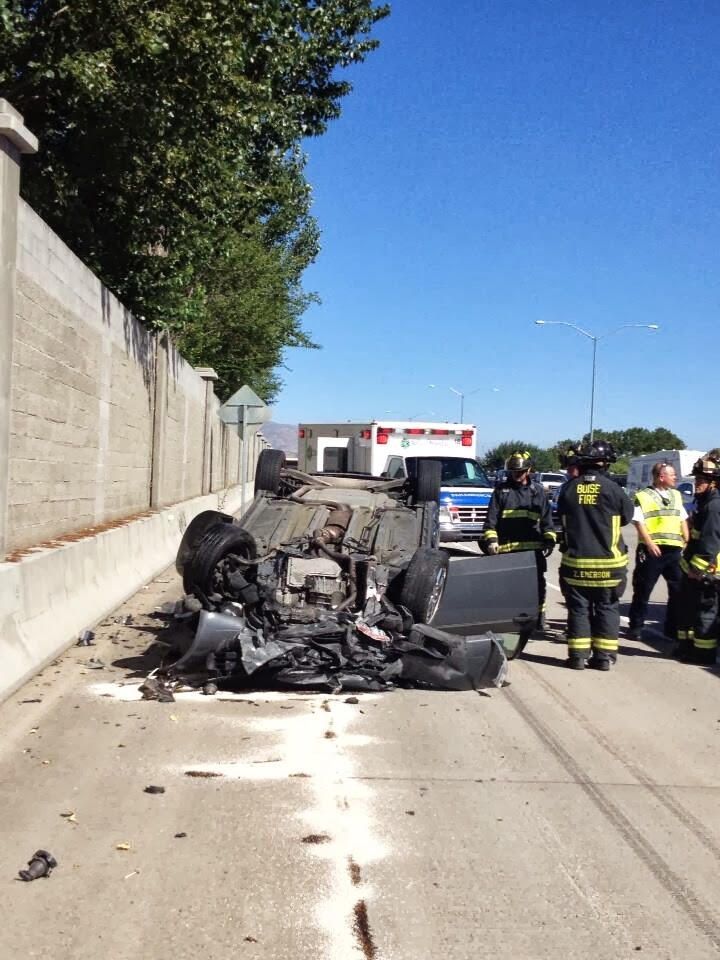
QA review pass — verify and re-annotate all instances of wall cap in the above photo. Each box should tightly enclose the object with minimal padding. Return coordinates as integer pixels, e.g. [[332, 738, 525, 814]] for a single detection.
[[195, 367, 219, 381], [0, 100, 38, 154]]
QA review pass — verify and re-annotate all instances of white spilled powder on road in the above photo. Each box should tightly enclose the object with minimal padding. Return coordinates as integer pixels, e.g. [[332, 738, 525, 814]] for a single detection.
[[176, 695, 390, 960], [88, 678, 391, 957]]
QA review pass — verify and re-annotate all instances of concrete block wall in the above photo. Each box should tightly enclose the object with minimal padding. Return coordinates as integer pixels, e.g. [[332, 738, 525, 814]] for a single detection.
[[159, 339, 206, 506], [0, 100, 268, 557], [10, 207, 156, 547], [0, 100, 271, 703]]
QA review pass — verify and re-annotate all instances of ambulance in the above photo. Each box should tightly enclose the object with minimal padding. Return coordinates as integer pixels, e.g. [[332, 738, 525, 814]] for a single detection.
[[297, 421, 494, 543]]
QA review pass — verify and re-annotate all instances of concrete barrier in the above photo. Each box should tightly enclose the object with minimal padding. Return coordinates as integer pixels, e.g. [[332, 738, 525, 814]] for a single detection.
[[0, 483, 252, 703]]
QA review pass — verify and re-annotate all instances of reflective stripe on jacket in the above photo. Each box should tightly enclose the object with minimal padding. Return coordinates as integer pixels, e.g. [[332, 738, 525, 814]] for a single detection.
[[482, 479, 555, 552], [634, 487, 685, 546], [680, 488, 720, 578]]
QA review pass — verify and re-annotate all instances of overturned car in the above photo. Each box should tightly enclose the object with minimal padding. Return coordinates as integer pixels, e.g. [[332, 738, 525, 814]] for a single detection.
[[163, 451, 538, 693]]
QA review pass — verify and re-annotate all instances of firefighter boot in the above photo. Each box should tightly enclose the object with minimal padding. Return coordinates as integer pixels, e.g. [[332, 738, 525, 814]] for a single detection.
[[588, 654, 611, 671], [680, 647, 717, 665]]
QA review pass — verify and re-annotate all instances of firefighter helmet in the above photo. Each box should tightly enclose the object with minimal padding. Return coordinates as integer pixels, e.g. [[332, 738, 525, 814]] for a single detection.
[[505, 451, 533, 472], [576, 439, 618, 466], [691, 453, 720, 481], [560, 446, 581, 468]]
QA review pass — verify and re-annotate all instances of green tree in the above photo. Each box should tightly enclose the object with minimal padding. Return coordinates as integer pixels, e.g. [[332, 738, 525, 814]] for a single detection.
[[0, 0, 390, 400], [482, 442, 555, 473], [176, 224, 319, 400], [581, 427, 685, 459]]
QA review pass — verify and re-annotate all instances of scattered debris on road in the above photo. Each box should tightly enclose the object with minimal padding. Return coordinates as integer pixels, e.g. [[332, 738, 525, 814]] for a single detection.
[[17, 850, 57, 882], [143, 785, 165, 795], [115, 842, 131, 851], [139, 677, 175, 702], [76, 630, 96, 646], [185, 770, 222, 778], [174, 832, 187, 839], [60, 811, 78, 823]]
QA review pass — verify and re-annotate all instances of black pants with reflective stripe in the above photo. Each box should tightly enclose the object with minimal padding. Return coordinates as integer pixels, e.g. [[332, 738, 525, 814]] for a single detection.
[[560, 570, 627, 660], [628, 544, 682, 636], [676, 574, 719, 653]]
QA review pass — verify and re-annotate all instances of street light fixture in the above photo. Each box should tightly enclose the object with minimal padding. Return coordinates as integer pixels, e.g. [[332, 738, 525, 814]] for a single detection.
[[428, 383, 500, 422], [534, 320, 659, 441]]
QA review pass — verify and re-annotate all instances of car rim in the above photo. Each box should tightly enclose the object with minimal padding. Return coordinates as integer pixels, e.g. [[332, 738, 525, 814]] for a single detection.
[[424, 566, 448, 622]]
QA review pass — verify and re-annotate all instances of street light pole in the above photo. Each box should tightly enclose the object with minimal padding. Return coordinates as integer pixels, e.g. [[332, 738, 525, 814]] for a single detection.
[[429, 384, 500, 423], [535, 320, 659, 442], [449, 387, 464, 421]]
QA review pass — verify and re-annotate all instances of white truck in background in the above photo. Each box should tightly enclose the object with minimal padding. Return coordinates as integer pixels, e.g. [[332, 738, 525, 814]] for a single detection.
[[297, 421, 494, 543], [626, 449, 705, 495]]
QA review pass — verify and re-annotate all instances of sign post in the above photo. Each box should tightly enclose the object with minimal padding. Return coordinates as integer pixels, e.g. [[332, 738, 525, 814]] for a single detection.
[[219, 385, 271, 516]]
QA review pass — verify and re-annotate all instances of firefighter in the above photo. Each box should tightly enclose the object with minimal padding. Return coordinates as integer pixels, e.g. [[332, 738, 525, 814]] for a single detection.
[[558, 440, 634, 670], [556, 447, 582, 597], [627, 461, 689, 641], [675, 452, 720, 664], [481, 451, 556, 631]]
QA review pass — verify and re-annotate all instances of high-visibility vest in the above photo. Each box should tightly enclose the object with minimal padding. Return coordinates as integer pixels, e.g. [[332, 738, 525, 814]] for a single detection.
[[634, 487, 684, 546]]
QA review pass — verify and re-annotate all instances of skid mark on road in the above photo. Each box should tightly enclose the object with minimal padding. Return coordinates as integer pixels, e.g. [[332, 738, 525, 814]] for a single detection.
[[533, 812, 639, 955], [526, 664, 720, 867], [504, 684, 720, 952]]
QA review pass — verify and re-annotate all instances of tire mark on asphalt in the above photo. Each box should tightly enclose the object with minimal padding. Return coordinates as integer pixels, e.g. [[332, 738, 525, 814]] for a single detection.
[[504, 684, 720, 952], [526, 663, 720, 865]]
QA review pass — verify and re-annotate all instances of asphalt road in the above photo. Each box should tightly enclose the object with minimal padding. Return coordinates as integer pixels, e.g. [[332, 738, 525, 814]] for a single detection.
[[3, 531, 720, 959]]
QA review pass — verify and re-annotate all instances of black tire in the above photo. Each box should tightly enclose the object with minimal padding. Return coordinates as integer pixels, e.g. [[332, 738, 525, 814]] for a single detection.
[[183, 523, 257, 602], [254, 449, 286, 495], [414, 459, 442, 503], [399, 548, 449, 624]]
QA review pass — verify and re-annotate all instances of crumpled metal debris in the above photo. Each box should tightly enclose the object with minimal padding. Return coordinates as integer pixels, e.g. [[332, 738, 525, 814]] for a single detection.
[[18, 850, 57, 881], [139, 677, 175, 702], [153, 605, 507, 694]]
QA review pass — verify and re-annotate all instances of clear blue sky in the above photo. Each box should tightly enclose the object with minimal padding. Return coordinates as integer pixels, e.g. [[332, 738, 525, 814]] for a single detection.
[[270, 0, 719, 454]]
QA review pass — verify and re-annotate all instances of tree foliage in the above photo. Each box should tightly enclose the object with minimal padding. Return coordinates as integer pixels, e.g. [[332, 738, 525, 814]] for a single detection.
[[483, 426, 687, 474], [581, 427, 686, 459], [482, 441, 556, 473], [0, 0, 389, 400]]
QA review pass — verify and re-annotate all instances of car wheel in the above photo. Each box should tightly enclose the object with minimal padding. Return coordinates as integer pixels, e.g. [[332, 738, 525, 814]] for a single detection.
[[183, 523, 257, 603], [413, 459, 442, 503], [400, 548, 449, 624], [254, 449, 286, 495]]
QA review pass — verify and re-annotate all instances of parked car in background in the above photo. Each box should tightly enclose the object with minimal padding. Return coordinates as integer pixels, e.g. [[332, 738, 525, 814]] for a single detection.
[[677, 479, 696, 518], [534, 471, 566, 492]]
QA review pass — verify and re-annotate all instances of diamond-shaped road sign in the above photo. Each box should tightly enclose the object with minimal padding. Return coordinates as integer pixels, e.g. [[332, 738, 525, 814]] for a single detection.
[[219, 385, 271, 433]]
